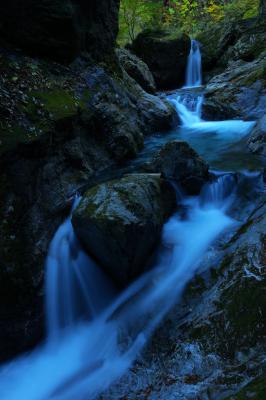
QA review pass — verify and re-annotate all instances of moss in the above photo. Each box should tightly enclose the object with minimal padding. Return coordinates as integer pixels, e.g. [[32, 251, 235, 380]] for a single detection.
[[239, 64, 266, 86], [0, 123, 31, 155], [185, 275, 207, 297], [224, 219, 254, 248], [225, 373, 266, 400], [218, 270, 266, 349], [23, 88, 83, 121]]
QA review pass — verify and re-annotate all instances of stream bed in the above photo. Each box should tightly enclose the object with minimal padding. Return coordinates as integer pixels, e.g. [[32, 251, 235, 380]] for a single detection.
[[0, 40, 265, 400]]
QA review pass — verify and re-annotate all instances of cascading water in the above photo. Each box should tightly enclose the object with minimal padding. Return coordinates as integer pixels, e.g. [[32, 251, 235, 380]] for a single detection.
[[168, 39, 257, 169], [185, 39, 202, 88], [45, 197, 116, 341], [0, 37, 264, 400], [0, 176, 238, 400]]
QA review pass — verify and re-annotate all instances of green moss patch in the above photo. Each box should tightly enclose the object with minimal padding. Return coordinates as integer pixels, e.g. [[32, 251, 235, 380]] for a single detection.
[[225, 373, 266, 400], [23, 89, 82, 121], [0, 123, 30, 155]]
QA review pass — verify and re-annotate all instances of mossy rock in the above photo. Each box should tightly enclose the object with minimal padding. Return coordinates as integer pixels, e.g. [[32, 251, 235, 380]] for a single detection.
[[130, 29, 190, 89], [225, 373, 266, 400], [0, 123, 39, 156], [72, 173, 176, 286], [23, 89, 84, 122]]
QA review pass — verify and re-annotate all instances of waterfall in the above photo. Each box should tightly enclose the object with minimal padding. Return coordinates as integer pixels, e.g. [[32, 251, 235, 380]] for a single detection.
[[0, 176, 238, 400], [45, 196, 116, 341], [185, 39, 202, 88], [169, 36, 255, 141], [0, 32, 262, 400]]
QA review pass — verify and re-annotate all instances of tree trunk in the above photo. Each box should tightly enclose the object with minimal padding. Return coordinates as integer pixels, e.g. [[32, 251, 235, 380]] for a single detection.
[[260, 0, 266, 17]]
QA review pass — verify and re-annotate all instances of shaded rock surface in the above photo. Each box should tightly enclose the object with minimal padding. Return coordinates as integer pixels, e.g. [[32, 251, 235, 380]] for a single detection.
[[248, 114, 266, 157], [72, 174, 176, 286], [100, 192, 266, 400], [130, 30, 190, 90], [0, 47, 175, 361], [116, 48, 156, 94], [203, 52, 266, 120], [143, 140, 209, 195], [0, 0, 120, 62], [198, 17, 266, 76]]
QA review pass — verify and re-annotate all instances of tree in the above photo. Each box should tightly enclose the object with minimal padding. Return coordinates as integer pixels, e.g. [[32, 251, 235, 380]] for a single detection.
[[259, 0, 266, 15]]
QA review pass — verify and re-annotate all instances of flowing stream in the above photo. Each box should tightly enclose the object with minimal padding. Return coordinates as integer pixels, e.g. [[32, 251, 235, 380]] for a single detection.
[[185, 39, 202, 88], [0, 40, 264, 400]]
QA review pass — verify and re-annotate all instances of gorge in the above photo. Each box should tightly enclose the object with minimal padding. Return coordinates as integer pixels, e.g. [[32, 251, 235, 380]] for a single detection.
[[0, 1, 265, 399]]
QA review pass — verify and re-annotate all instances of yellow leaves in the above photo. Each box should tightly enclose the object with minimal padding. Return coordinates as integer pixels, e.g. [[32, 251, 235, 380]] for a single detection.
[[206, 1, 224, 21]]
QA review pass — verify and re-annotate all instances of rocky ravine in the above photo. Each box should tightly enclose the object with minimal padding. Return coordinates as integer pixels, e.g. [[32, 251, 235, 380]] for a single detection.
[[0, 3, 265, 400], [0, 0, 176, 361]]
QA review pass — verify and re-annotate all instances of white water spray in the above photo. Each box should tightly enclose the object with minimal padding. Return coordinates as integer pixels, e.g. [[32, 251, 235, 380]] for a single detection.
[[0, 176, 237, 400], [45, 197, 116, 341], [171, 39, 255, 142], [185, 39, 202, 88], [0, 36, 261, 400]]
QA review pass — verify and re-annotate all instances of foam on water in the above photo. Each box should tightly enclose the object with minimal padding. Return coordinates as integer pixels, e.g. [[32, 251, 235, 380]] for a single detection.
[[0, 176, 236, 400]]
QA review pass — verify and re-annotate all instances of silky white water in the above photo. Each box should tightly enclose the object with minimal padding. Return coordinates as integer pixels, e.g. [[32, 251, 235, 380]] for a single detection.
[[0, 39, 261, 400], [171, 95, 255, 140], [0, 176, 236, 400], [185, 39, 202, 88], [45, 197, 116, 341]]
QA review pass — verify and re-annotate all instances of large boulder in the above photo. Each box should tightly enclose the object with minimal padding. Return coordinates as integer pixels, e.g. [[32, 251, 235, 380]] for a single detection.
[[248, 114, 266, 156], [101, 192, 266, 400], [116, 48, 156, 94], [198, 17, 266, 76], [72, 174, 176, 286], [204, 51, 266, 120], [130, 30, 190, 90], [0, 0, 119, 62], [82, 66, 175, 162], [0, 47, 175, 360], [143, 141, 209, 195]]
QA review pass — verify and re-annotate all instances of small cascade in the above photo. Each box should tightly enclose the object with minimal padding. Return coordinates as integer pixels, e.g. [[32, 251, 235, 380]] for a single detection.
[[45, 196, 115, 341], [0, 177, 237, 400], [185, 39, 202, 88], [171, 95, 203, 126], [0, 29, 264, 400], [200, 174, 237, 209]]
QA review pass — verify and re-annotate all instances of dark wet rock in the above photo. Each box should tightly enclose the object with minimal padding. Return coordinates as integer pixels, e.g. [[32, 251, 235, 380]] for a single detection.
[[225, 372, 266, 400], [260, 0, 266, 17], [0, 0, 120, 62], [129, 30, 190, 90], [204, 52, 266, 120], [72, 174, 176, 286], [198, 17, 266, 76], [197, 22, 238, 73], [116, 48, 156, 94], [248, 114, 266, 157], [0, 47, 175, 361], [122, 70, 176, 132], [143, 140, 209, 195], [85, 66, 176, 152], [100, 196, 266, 400]]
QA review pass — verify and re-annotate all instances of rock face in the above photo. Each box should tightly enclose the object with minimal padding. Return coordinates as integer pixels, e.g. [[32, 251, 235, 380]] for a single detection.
[[248, 114, 266, 156], [130, 30, 190, 89], [198, 17, 266, 77], [0, 43, 175, 360], [204, 52, 266, 120], [0, 0, 120, 62], [72, 174, 176, 286], [100, 193, 266, 400], [144, 141, 209, 195], [116, 48, 156, 94], [260, 0, 266, 17]]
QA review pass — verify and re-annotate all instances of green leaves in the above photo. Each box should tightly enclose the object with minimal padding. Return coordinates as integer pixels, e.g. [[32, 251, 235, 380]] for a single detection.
[[118, 0, 260, 45]]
